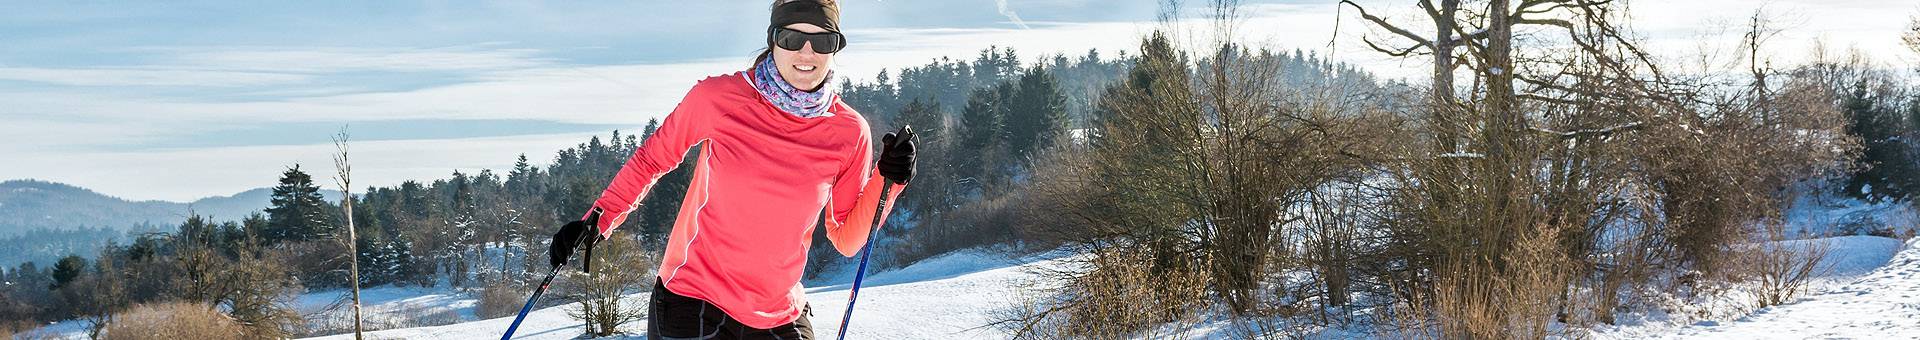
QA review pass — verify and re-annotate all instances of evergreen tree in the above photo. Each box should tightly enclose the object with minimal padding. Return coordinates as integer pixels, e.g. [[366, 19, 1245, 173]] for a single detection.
[[1002, 65, 1068, 167], [49, 255, 84, 290], [264, 165, 332, 245], [1841, 80, 1920, 201], [954, 83, 1012, 194], [449, 171, 478, 237], [893, 98, 955, 217], [972, 47, 1022, 87], [840, 70, 903, 126]]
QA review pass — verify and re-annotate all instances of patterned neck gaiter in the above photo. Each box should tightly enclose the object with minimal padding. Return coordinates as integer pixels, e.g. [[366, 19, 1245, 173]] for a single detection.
[[749, 56, 837, 118]]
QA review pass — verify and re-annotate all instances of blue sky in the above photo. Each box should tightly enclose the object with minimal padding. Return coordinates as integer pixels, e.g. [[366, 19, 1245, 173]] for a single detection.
[[1, 0, 1914, 201]]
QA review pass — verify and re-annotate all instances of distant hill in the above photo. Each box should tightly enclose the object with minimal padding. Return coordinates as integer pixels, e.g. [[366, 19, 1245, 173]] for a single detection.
[[0, 179, 343, 236]]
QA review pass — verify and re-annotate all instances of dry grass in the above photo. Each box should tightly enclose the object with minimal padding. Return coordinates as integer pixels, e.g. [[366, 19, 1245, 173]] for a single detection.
[[997, 248, 1211, 340], [101, 302, 245, 340], [1388, 225, 1576, 340], [476, 282, 526, 319], [1, 320, 63, 340]]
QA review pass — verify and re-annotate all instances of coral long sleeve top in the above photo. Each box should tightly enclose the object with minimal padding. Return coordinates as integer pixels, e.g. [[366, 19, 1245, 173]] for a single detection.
[[583, 70, 889, 329]]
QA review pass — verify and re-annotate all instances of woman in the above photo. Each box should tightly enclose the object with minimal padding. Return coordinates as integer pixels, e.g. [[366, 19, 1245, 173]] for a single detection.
[[546, 1, 915, 339]]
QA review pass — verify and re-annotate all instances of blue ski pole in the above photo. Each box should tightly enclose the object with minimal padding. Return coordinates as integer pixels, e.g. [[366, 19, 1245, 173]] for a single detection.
[[500, 263, 563, 340], [503, 213, 600, 340], [836, 182, 903, 340]]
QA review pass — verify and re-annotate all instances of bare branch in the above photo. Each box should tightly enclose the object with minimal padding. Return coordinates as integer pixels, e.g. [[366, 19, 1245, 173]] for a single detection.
[[1530, 121, 1643, 139], [1342, 0, 1436, 50], [1514, 17, 1574, 29], [1363, 36, 1428, 57]]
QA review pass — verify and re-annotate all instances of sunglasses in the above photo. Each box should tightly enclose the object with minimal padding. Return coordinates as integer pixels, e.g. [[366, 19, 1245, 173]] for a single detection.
[[769, 27, 846, 54]]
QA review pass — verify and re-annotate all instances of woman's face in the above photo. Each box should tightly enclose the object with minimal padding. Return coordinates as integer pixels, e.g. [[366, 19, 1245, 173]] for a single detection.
[[772, 23, 835, 91]]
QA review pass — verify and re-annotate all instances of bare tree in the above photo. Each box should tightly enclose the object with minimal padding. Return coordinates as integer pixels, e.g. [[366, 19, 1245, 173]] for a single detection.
[[331, 127, 363, 340], [1343, 1, 1857, 335], [1904, 15, 1920, 55]]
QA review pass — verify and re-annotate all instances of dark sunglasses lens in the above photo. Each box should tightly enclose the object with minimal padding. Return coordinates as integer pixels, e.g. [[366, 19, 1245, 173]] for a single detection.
[[775, 32, 808, 51], [811, 34, 843, 54], [773, 29, 843, 54]]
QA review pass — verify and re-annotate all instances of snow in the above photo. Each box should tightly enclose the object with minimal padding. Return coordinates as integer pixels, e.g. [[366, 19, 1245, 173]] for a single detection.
[[1588, 236, 1915, 339], [12, 318, 91, 339], [1647, 236, 1920, 339], [298, 285, 479, 333], [1783, 192, 1919, 237], [298, 248, 1063, 339], [304, 224, 1920, 339], [26, 234, 1920, 339]]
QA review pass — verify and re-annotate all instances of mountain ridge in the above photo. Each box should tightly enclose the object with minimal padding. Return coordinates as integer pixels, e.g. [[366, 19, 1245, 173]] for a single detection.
[[0, 179, 344, 236]]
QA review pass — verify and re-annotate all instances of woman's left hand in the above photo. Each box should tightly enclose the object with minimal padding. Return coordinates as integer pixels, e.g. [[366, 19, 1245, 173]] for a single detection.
[[878, 125, 915, 184]]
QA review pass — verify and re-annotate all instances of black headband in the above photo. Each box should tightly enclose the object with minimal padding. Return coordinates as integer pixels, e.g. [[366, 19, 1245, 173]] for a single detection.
[[770, 1, 839, 33]]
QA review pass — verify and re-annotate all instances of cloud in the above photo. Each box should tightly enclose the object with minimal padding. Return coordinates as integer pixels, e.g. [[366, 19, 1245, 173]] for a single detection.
[[995, 0, 1033, 29], [157, 45, 556, 73], [6, 0, 1916, 202], [0, 3, 1421, 202], [0, 67, 309, 87], [0, 132, 596, 202]]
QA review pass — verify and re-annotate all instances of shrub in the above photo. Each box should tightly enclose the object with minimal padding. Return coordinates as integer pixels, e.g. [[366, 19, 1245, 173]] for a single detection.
[[1729, 221, 1831, 309], [477, 281, 526, 319], [101, 302, 244, 340], [563, 233, 653, 337]]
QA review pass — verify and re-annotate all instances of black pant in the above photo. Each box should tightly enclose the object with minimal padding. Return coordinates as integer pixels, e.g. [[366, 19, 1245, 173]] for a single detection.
[[647, 278, 814, 340]]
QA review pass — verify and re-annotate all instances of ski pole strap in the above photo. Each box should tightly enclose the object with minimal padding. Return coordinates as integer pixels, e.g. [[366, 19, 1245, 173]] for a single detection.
[[582, 234, 594, 273], [582, 209, 603, 274], [871, 183, 904, 237]]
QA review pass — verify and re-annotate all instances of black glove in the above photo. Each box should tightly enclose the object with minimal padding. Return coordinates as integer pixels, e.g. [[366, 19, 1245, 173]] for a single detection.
[[878, 125, 916, 184], [549, 209, 602, 271]]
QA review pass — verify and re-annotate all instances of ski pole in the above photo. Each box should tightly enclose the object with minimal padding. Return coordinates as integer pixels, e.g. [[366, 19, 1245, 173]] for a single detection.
[[502, 223, 597, 340], [836, 182, 905, 340]]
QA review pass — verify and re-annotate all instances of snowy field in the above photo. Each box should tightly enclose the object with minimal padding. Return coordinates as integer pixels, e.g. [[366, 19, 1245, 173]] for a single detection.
[[296, 285, 481, 335], [298, 248, 1058, 339]]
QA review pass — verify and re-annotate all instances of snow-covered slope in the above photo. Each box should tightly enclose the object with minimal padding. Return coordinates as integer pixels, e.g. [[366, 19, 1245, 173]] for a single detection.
[[300, 248, 1059, 339], [298, 285, 480, 334], [1651, 236, 1920, 339], [1586, 235, 1915, 339]]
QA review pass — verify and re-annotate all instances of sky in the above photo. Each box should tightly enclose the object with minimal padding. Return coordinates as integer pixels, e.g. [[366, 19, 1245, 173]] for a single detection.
[[1, 0, 1915, 202]]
